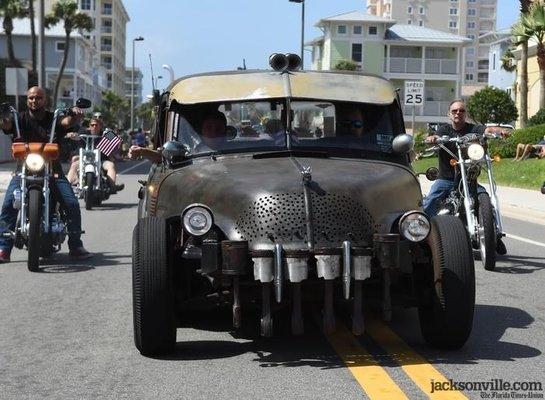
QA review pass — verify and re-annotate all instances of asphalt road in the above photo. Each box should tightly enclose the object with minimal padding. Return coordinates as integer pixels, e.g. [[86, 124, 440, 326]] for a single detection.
[[0, 160, 543, 400]]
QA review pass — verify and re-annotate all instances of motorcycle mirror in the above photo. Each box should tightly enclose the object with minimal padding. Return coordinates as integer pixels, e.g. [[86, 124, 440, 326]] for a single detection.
[[0, 102, 12, 114], [226, 125, 237, 140], [425, 167, 439, 181], [392, 133, 414, 154], [162, 140, 189, 166], [75, 98, 92, 109]]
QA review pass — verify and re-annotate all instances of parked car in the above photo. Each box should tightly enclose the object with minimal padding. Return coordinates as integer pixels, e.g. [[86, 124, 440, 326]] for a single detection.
[[132, 55, 475, 356]]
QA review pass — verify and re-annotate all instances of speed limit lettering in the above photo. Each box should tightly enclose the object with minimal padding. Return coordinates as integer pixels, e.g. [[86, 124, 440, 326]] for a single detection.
[[404, 81, 425, 106]]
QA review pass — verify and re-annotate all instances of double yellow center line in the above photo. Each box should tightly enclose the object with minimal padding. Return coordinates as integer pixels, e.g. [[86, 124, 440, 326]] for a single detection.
[[327, 319, 468, 399]]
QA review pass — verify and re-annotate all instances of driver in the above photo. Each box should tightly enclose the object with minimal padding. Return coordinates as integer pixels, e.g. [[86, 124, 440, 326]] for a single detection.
[[0, 86, 92, 262], [66, 117, 125, 193], [336, 106, 365, 138]]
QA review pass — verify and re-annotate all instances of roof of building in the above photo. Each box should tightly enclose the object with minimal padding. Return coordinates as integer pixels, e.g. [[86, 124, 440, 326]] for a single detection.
[[385, 24, 471, 44], [305, 36, 325, 46], [315, 10, 395, 27], [10, 18, 85, 39], [479, 29, 512, 45]]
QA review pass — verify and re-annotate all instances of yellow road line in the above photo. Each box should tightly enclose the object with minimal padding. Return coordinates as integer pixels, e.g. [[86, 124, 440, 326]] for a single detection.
[[366, 318, 468, 400], [327, 323, 409, 400]]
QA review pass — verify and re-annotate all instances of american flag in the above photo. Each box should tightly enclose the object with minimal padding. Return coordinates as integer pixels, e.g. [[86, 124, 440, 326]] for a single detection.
[[96, 130, 122, 157]]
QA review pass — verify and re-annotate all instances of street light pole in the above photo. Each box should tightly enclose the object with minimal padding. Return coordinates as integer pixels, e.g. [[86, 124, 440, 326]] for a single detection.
[[131, 36, 144, 133], [289, 0, 305, 68], [38, 0, 45, 87]]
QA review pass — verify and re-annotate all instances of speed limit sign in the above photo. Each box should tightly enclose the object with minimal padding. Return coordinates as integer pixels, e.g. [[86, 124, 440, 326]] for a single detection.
[[404, 81, 424, 106]]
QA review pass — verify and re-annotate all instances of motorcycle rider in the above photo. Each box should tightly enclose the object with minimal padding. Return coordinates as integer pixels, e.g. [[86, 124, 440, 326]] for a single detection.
[[0, 86, 92, 262], [424, 99, 506, 254], [66, 117, 125, 193]]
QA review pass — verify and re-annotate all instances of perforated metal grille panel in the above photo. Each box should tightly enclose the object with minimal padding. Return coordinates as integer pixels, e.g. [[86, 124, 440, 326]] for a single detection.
[[235, 192, 375, 245]]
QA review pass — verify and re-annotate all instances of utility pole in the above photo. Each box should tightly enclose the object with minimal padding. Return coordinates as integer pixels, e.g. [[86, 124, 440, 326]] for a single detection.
[[38, 0, 45, 87]]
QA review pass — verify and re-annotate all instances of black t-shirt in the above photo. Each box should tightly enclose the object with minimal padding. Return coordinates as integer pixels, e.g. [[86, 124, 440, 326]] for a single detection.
[[4, 110, 70, 174], [433, 122, 485, 180]]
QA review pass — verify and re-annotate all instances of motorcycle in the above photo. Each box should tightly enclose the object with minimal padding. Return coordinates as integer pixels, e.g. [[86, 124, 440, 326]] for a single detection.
[[422, 128, 505, 271], [1, 99, 92, 271], [75, 132, 112, 210]]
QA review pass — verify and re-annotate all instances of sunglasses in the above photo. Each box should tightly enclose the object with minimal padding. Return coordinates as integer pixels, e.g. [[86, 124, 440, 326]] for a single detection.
[[450, 109, 466, 114], [338, 120, 364, 129], [90, 124, 98, 126]]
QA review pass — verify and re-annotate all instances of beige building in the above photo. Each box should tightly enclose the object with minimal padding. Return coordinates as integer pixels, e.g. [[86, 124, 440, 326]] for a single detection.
[[367, 0, 497, 96], [45, 0, 129, 98]]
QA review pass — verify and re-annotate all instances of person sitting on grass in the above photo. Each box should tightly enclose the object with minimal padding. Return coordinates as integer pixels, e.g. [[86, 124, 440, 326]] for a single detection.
[[513, 136, 545, 161]]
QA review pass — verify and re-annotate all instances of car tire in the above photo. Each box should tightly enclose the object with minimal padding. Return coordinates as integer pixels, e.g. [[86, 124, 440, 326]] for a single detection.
[[477, 193, 496, 271], [132, 217, 176, 356], [418, 215, 475, 349]]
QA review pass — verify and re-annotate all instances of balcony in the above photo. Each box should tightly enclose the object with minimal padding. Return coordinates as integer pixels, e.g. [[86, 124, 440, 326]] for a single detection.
[[480, 0, 495, 5], [101, 26, 112, 34], [386, 57, 457, 74], [388, 57, 422, 73], [403, 101, 450, 116], [101, 44, 112, 52], [478, 60, 489, 70], [425, 59, 456, 74], [102, 6, 112, 15]]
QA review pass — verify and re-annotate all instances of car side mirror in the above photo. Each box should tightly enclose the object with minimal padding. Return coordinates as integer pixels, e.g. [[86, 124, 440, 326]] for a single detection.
[[75, 98, 92, 109], [162, 140, 189, 166], [425, 167, 439, 181], [226, 125, 237, 140], [392, 133, 414, 154]]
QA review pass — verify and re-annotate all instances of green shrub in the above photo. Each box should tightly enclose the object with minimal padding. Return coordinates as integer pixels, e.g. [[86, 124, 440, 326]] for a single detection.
[[333, 60, 358, 71], [413, 128, 428, 155], [488, 124, 545, 158], [527, 108, 545, 126]]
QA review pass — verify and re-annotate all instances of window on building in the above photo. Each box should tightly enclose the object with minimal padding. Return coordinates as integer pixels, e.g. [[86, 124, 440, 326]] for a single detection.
[[466, 47, 475, 56], [478, 72, 488, 83], [56, 41, 65, 52], [407, 6, 412, 13], [408, 20, 412, 25], [465, 73, 474, 81], [450, 0, 458, 2], [449, 8, 458, 15], [418, 20, 423, 26], [352, 43, 363, 63], [467, 34, 476, 40], [102, 2, 112, 14], [80, 0, 91, 10], [419, 6, 425, 14], [493, 53, 496, 70], [353, 25, 362, 35], [468, 0, 476, 3], [467, 21, 476, 29], [466, 61, 474, 68], [337, 25, 347, 34], [368, 26, 377, 35], [468, 8, 477, 16], [449, 21, 457, 28]]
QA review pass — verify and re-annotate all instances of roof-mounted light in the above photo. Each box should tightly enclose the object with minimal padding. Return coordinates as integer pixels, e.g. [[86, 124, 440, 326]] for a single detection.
[[269, 53, 302, 72]]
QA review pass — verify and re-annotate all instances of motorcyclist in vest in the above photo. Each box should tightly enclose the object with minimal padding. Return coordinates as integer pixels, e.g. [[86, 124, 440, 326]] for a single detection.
[[66, 117, 125, 193], [0, 86, 92, 262]]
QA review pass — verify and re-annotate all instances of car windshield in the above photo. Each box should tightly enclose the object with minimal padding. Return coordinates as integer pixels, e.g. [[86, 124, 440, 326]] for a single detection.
[[170, 99, 403, 157]]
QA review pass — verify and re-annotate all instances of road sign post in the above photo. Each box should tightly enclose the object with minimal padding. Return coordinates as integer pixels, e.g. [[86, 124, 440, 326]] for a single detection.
[[404, 81, 424, 134]]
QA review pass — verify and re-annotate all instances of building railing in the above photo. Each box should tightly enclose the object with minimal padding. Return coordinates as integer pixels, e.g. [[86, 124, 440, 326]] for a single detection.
[[101, 44, 112, 52], [386, 57, 457, 74], [403, 101, 450, 116], [102, 7, 112, 15], [101, 26, 112, 33]]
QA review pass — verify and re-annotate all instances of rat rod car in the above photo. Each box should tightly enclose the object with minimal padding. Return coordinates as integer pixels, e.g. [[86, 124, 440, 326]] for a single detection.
[[133, 54, 475, 356]]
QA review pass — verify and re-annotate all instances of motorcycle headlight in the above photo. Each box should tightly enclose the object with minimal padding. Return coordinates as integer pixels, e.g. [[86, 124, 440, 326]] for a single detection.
[[25, 153, 45, 172], [399, 211, 431, 242], [467, 143, 485, 161], [182, 205, 213, 236]]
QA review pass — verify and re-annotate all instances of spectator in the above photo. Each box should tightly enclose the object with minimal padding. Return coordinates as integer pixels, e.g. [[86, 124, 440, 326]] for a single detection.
[[513, 136, 545, 161]]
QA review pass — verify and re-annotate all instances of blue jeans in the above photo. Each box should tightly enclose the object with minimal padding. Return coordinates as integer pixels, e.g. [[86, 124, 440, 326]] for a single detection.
[[0, 174, 83, 253], [423, 178, 486, 217]]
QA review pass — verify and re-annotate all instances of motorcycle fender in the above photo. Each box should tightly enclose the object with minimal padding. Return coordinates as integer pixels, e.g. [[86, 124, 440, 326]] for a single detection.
[[84, 164, 95, 174]]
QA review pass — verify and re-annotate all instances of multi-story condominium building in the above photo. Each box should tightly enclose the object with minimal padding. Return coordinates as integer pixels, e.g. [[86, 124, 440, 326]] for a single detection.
[[125, 67, 143, 107], [45, 0, 129, 98], [308, 11, 469, 128], [367, 0, 497, 96]]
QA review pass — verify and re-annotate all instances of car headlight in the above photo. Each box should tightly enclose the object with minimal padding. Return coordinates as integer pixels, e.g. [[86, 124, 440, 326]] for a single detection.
[[467, 143, 485, 161], [25, 153, 45, 172], [399, 211, 430, 242], [182, 205, 213, 236]]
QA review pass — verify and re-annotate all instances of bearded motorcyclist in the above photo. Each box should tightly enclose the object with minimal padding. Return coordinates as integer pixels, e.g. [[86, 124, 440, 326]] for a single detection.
[[0, 86, 92, 262]]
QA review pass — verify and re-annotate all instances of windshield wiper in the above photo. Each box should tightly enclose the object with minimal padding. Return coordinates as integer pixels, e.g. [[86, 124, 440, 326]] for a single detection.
[[252, 149, 330, 159]]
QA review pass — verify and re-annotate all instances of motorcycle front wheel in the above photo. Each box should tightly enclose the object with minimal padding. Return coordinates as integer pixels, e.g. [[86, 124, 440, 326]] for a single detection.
[[27, 187, 42, 272], [84, 172, 95, 210], [477, 193, 497, 271]]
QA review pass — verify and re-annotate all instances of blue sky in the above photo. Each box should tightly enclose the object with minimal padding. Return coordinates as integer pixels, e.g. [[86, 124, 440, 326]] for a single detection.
[[124, 0, 520, 98]]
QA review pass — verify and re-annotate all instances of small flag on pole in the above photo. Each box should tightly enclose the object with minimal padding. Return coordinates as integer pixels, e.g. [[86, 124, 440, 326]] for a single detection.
[[96, 130, 122, 157]]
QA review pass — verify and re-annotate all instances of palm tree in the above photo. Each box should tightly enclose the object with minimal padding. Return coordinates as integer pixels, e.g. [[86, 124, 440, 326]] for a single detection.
[[0, 0, 28, 66], [519, 2, 545, 110], [515, 0, 533, 126], [500, 48, 517, 73], [28, 0, 36, 75], [44, 0, 92, 105]]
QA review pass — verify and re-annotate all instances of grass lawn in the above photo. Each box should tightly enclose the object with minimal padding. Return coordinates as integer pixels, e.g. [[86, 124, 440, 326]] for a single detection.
[[412, 156, 545, 190]]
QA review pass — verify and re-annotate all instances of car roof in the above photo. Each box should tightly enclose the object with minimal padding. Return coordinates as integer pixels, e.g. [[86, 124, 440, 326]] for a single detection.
[[167, 70, 396, 106]]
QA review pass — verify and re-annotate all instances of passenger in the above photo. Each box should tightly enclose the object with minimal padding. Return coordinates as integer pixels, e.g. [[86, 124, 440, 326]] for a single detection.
[[336, 106, 364, 138], [0, 86, 92, 262], [66, 117, 125, 193]]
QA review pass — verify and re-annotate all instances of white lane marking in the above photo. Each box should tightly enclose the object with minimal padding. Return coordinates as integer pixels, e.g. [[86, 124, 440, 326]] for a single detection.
[[118, 160, 149, 175], [505, 233, 545, 248]]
